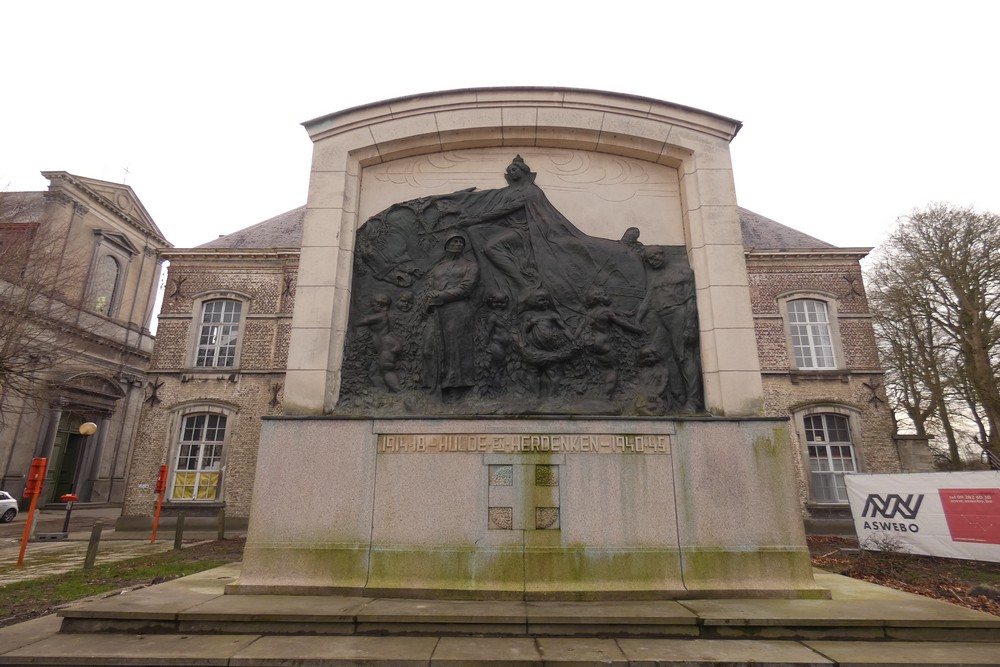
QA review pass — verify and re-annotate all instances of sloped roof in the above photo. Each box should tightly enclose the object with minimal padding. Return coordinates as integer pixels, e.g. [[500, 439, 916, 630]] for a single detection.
[[197, 206, 305, 249], [193, 204, 835, 251], [738, 207, 834, 250], [0, 192, 47, 225]]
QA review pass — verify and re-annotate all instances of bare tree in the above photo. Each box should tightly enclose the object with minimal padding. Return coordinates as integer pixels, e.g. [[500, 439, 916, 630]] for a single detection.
[[869, 204, 1000, 468], [0, 193, 90, 429]]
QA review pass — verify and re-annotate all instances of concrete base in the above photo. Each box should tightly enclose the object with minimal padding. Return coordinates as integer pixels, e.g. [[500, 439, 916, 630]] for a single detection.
[[33, 532, 68, 541], [0, 564, 995, 665], [232, 416, 825, 600]]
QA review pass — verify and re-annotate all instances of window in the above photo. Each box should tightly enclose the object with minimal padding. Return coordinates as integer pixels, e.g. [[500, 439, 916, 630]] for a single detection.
[[805, 413, 857, 503], [87, 230, 137, 317], [196, 299, 242, 367], [787, 299, 835, 369], [91, 255, 120, 315], [171, 413, 226, 500]]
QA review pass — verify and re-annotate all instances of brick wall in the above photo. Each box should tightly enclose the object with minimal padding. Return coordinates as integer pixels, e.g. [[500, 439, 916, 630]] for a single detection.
[[749, 251, 900, 512], [121, 252, 295, 522]]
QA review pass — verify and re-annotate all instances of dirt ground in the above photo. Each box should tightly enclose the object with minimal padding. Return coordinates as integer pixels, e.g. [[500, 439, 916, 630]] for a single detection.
[[808, 536, 1000, 616]]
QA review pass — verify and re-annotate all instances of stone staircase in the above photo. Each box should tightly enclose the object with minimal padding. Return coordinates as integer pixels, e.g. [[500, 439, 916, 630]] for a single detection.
[[0, 565, 998, 665]]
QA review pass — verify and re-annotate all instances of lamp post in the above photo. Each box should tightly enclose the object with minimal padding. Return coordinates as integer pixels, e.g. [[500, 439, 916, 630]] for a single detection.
[[62, 422, 97, 535]]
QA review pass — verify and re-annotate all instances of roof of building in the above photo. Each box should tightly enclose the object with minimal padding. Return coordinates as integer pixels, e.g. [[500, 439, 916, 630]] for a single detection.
[[737, 207, 835, 250], [0, 192, 48, 225], [195, 205, 835, 251], [198, 206, 306, 249]]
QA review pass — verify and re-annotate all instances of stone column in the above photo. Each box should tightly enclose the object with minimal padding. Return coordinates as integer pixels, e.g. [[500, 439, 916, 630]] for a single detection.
[[894, 434, 935, 473]]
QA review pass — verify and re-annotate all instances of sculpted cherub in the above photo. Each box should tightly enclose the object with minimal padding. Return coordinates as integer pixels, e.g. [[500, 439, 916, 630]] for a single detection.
[[575, 287, 644, 398], [356, 293, 403, 392]]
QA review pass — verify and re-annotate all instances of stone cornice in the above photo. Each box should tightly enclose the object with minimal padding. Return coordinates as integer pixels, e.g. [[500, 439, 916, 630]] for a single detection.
[[43, 189, 89, 215], [760, 369, 884, 376], [304, 87, 743, 143], [160, 248, 301, 261], [745, 248, 872, 261], [754, 312, 874, 320]]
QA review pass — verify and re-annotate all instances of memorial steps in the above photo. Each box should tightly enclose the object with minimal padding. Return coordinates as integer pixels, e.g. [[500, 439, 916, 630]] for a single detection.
[[1, 564, 998, 665]]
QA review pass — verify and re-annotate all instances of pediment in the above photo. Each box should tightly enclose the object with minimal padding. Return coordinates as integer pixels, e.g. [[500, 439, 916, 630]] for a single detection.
[[41, 172, 170, 247], [95, 229, 141, 256], [53, 372, 126, 401]]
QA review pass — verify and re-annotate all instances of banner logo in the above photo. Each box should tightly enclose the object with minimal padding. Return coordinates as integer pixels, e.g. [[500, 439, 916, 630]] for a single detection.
[[861, 493, 924, 520]]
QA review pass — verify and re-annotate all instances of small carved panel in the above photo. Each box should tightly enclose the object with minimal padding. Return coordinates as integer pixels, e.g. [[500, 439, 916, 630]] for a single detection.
[[536, 507, 560, 530], [489, 464, 513, 486], [534, 465, 559, 486], [489, 507, 513, 530]]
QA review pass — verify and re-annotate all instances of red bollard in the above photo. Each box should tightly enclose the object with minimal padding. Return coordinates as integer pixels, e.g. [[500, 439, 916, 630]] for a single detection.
[[17, 458, 48, 567], [60, 493, 79, 533]]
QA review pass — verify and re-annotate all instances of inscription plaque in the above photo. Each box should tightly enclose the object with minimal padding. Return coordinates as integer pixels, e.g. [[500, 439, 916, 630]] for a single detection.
[[377, 433, 670, 454]]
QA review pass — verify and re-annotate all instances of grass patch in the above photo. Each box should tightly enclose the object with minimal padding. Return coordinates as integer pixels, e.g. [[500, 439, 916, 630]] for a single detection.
[[953, 567, 1000, 586], [0, 539, 244, 627]]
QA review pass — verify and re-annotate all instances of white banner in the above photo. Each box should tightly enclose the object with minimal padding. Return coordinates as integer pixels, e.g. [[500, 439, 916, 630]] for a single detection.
[[845, 471, 1000, 563]]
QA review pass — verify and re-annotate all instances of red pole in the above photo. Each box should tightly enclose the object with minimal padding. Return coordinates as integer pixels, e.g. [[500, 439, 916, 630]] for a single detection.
[[151, 465, 168, 543], [17, 458, 48, 568]]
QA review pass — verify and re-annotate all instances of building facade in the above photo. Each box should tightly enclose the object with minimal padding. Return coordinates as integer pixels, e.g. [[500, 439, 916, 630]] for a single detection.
[[120, 205, 917, 532], [0, 172, 169, 505], [119, 209, 300, 528], [741, 209, 910, 531]]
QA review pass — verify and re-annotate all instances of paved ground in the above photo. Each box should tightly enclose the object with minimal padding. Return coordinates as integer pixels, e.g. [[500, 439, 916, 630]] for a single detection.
[[1, 508, 999, 664], [0, 504, 239, 586], [0, 567, 998, 665], [0, 504, 123, 542]]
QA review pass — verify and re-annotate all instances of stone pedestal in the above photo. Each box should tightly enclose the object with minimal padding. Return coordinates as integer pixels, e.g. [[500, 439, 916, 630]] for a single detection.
[[231, 416, 824, 600]]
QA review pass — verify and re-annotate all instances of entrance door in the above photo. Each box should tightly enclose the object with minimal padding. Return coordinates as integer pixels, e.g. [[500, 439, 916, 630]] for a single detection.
[[53, 435, 84, 499], [47, 413, 86, 503]]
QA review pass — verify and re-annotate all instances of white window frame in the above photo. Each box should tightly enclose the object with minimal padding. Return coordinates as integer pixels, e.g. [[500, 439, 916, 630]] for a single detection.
[[777, 292, 844, 371], [793, 406, 864, 505], [168, 405, 234, 502], [189, 293, 249, 369]]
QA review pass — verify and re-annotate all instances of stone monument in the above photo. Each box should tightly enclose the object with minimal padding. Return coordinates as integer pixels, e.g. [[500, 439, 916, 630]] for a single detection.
[[230, 89, 824, 599]]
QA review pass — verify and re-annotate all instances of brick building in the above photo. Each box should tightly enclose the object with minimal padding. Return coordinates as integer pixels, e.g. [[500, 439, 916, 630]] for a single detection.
[[119, 205, 916, 532], [741, 209, 915, 531], [119, 209, 300, 528], [0, 172, 169, 505]]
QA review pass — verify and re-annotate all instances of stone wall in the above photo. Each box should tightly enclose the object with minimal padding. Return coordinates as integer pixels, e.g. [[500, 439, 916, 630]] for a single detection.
[[0, 174, 168, 504]]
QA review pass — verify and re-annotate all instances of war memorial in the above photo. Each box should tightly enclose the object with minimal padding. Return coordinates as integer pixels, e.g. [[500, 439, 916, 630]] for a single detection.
[[229, 89, 824, 600]]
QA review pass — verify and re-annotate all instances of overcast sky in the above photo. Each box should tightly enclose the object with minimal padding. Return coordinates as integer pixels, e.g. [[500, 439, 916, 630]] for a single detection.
[[2, 1, 997, 251]]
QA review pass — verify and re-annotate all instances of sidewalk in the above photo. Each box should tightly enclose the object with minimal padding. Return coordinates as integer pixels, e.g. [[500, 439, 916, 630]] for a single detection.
[[0, 505, 239, 587]]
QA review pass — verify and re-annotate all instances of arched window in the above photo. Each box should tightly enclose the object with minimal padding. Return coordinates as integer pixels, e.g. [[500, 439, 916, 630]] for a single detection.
[[787, 299, 835, 369], [196, 299, 242, 367], [804, 413, 857, 503], [171, 412, 227, 500], [91, 255, 120, 315]]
